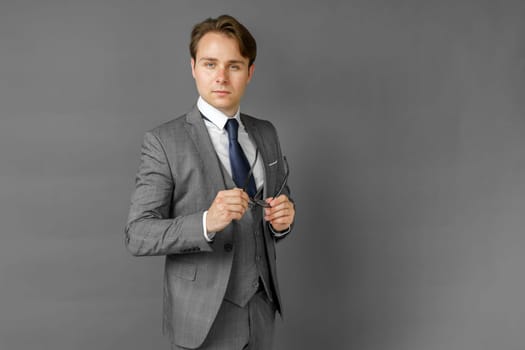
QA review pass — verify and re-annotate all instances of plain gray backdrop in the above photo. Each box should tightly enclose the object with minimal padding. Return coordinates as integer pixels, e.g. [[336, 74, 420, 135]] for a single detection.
[[1, 0, 524, 349]]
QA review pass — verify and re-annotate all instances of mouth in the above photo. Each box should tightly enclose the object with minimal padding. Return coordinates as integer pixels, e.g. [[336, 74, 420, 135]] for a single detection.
[[212, 90, 231, 96]]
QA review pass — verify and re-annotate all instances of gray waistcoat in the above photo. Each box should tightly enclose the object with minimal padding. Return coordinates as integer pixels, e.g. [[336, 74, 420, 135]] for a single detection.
[[219, 166, 274, 307]]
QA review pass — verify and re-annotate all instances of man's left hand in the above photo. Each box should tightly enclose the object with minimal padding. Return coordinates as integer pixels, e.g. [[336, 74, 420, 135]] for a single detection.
[[264, 195, 295, 232]]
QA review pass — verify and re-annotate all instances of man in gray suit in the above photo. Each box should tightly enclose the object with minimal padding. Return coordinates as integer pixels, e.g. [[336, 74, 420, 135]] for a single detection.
[[125, 15, 295, 350]]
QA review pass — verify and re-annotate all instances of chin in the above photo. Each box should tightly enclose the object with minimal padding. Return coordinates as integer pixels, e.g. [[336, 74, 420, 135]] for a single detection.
[[212, 101, 233, 110]]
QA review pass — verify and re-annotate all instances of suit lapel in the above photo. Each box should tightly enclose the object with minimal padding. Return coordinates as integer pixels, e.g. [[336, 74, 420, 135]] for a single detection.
[[184, 106, 227, 202], [184, 109, 278, 202]]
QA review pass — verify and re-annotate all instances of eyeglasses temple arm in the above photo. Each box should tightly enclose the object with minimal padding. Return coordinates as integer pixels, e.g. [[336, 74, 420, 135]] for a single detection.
[[274, 156, 289, 197]]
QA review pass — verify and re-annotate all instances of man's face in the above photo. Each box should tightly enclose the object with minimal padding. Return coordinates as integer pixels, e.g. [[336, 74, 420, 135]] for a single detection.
[[191, 32, 254, 116]]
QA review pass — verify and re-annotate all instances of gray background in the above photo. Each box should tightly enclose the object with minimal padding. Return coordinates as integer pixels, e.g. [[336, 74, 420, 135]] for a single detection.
[[1, 0, 524, 349]]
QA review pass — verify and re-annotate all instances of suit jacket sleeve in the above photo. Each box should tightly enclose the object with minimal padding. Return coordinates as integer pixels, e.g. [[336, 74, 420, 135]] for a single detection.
[[125, 131, 213, 256]]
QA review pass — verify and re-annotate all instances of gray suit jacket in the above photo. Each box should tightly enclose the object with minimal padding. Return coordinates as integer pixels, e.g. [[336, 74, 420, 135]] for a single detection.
[[125, 105, 291, 349]]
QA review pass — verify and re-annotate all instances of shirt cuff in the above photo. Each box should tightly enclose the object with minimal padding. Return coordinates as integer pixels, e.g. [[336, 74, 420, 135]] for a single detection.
[[269, 223, 291, 237], [202, 211, 216, 242]]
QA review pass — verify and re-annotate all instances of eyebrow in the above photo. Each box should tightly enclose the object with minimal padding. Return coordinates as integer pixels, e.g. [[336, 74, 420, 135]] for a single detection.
[[198, 57, 246, 65]]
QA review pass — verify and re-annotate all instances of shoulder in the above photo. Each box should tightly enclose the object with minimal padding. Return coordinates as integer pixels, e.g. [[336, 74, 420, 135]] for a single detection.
[[144, 105, 201, 144], [138, 114, 188, 156], [148, 114, 187, 138], [241, 113, 277, 134], [241, 112, 272, 125]]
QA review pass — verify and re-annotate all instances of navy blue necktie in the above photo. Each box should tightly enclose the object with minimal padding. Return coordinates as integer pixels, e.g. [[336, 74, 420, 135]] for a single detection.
[[225, 118, 257, 197]]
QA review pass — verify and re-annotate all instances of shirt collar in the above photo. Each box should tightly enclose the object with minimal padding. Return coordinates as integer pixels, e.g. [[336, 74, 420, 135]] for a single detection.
[[197, 96, 241, 130]]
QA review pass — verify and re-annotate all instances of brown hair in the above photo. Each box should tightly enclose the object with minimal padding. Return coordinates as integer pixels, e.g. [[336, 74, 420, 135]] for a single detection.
[[190, 15, 257, 67]]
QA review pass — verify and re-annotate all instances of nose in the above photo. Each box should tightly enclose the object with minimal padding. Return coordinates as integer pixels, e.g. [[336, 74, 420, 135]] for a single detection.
[[215, 67, 228, 84]]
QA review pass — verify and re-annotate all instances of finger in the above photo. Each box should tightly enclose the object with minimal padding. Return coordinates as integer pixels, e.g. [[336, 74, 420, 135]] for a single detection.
[[265, 207, 281, 219], [220, 198, 249, 209], [268, 194, 289, 208], [218, 192, 249, 206], [228, 188, 250, 203], [264, 196, 286, 215], [267, 202, 294, 220], [266, 200, 293, 215], [268, 201, 289, 212], [213, 201, 248, 219], [230, 203, 250, 214], [240, 190, 250, 203], [226, 210, 245, 221], [220, 188, 245, 199], [212, 205, 246, 223], [265, 207, 292, 222]]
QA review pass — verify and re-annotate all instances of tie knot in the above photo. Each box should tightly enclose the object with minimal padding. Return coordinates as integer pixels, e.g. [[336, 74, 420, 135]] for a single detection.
[[225, 118, 239, 141]]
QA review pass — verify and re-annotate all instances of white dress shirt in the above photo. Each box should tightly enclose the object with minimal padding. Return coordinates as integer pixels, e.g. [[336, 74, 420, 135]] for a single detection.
[[196, 97, 288, 241], [197, 96, 264, 189]]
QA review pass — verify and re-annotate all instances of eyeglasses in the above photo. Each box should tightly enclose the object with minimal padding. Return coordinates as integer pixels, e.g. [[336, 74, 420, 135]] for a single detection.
[[243, 148, 289, 208]]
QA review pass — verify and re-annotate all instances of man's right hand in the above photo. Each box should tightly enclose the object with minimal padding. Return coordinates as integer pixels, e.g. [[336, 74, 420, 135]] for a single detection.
[[206, 188, 249, 233]]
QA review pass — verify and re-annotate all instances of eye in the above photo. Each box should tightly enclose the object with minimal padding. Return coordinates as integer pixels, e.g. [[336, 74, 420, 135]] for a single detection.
[[204, 62, 215, 69], [230, 65, 240, 71]]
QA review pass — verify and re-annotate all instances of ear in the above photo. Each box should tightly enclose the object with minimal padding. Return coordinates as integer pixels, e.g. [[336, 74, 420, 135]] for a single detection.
[[190, 58, 196, 79], [247, 63, 255, 83]]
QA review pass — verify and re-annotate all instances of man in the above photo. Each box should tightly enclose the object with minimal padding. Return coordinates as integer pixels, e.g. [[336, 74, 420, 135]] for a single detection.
[[125, 15, 295, 350]]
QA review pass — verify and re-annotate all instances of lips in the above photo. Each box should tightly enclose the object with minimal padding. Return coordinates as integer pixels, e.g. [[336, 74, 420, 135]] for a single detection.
[[212, 90, 231, 95]]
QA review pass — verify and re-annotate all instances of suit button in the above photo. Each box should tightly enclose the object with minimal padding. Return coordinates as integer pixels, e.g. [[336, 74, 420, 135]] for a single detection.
[[224, 243, 233, 252]]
